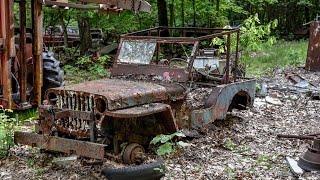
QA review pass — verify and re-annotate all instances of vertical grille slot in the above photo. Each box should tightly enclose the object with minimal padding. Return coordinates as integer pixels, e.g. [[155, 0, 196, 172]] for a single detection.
[[54, 91, 96, 137]]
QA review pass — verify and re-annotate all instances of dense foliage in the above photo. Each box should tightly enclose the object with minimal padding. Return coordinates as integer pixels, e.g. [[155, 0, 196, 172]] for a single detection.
[[40, 0, 319, 36]]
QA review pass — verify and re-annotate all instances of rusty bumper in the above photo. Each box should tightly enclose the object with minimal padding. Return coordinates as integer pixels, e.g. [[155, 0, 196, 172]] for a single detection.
[[14, 131, 107, 160]]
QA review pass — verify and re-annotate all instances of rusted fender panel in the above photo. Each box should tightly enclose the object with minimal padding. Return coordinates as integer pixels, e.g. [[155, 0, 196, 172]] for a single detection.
[[190, 80, 256, 128], [107, 103, 169, 118], [14, 131, 107, 160], [105, 103, 178, 133], [48, 79, 168, 110]]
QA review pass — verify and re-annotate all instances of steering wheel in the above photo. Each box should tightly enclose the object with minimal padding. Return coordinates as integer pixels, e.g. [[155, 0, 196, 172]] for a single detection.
[[168, 58, 189, 68]]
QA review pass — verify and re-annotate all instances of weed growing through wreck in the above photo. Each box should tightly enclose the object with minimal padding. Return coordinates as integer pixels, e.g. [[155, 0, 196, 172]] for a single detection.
[[150, 132, 191, 156]]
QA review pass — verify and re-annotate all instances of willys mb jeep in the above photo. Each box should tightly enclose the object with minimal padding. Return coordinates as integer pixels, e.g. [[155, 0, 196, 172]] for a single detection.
[[15, 27, 256, 164]]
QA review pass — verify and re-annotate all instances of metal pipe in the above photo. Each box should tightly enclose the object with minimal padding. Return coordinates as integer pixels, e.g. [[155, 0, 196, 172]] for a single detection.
[[224, 34, 231, 84], [234, 30, 240, 82], [277, 134, 315, 140], [156, 28, 160, 63]]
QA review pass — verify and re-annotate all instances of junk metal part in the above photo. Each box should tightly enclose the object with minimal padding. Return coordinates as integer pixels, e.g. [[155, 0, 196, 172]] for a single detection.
[[277, 134, 317, 140], [298, 137, 320, 171]]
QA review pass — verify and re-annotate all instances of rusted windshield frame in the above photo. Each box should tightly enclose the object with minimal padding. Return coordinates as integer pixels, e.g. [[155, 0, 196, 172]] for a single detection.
[[115, 27, 240, 83]]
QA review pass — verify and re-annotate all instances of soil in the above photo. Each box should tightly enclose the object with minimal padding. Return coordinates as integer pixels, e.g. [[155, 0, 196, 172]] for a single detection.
[[1, 67, 320, 180]]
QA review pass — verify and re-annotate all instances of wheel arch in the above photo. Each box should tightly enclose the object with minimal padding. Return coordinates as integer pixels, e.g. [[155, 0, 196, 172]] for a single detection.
[[190, 80, 256, 128]]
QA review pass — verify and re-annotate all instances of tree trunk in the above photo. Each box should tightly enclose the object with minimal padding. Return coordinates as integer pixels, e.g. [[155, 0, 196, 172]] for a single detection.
[[157, 0, 169, 36], [216, 0, 220, 17], [215, 0, 220, 26], [181, 0, 184, 27], [192, 0, 196, 26], [169, 2, 174, 28], [59, 10, 68, 48], [77, 16, 92, 55]]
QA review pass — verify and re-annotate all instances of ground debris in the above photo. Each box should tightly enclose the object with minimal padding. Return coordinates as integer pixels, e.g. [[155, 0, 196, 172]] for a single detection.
[[1, 68, 320, 179], [186, 88, 213, 109], [164, 67, 320, 179]]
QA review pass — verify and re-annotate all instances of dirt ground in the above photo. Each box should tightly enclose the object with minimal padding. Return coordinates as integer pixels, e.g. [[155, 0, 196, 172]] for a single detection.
[[1, 67, 320, 180]]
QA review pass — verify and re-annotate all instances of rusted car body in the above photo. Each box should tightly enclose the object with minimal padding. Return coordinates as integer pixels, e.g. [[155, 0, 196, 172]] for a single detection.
[[15, 27, 256, 164], [43, 26, 81, 47]]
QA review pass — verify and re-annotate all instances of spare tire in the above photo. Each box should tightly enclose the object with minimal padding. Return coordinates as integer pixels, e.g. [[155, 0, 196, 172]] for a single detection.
[[42, 51, 64, 99], [102, 159, 165, 180]]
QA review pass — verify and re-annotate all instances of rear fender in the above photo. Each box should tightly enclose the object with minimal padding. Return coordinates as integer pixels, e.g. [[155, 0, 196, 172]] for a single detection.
[[190, 80, 256, 128]]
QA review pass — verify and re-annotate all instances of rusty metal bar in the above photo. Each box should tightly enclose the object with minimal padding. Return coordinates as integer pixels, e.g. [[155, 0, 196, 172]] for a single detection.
[[197, 29, 239, 40], [188, 41, 199, 71], [159, 26, 236, 31], [123, 27, 159, 36], [32, 0, 43, 105], [234, 30, 240, 82], [14, 131, 107, 160], [224, 34, 231, 84], [120, 36, 197, 43], [45, 0, 100, 9], [122, 29, 238, 43], [20, 0, 27, 103], [156, 28, 160, 63], [277, 134, 315, 140]]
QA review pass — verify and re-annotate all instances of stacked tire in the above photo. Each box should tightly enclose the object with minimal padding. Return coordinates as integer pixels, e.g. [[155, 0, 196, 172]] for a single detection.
[[42, 51, 64, 98]]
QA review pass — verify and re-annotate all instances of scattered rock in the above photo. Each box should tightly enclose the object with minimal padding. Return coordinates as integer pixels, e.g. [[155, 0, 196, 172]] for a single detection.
[[286, 156, 304, 177], [265, 96, 283, 105]]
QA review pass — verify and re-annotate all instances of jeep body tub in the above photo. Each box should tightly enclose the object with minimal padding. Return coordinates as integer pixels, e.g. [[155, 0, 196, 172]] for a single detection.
[[15, 27, 256, 164]]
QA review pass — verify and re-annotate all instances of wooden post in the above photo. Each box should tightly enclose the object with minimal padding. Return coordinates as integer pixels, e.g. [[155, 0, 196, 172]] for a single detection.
[[32, 0, 43, 105], [1, 0, 15, 108], [306, 21, 320, 71], [20, 0, 27, 103]]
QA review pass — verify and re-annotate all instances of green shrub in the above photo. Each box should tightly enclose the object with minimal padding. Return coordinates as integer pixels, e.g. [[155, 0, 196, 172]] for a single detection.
[[0, 106, 17, 156], [76, 55, 110, 77], [150, 132, 191, 156]]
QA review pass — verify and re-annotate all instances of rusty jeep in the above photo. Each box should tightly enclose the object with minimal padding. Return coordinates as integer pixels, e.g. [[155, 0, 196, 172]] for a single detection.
[[15, 27, 256, 164]]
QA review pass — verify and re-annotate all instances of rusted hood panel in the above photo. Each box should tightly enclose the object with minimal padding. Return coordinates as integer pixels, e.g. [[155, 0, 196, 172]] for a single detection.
[[50, 79, 169, 110]]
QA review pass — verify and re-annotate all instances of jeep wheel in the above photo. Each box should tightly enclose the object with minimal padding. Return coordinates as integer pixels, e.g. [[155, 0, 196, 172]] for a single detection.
[[42, 51, 64, 99]]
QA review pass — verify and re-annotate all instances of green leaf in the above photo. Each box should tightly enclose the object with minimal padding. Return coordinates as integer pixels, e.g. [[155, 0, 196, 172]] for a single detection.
[[150, 135, 162, 145], [157, 142, 173, 156], [0, 130, 6, 140], [173, 132, 186, 138], [160, 135, 173, 143]]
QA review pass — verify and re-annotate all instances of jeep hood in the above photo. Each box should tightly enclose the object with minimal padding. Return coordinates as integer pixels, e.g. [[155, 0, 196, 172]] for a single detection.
[[48, 79, 184, 111]]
